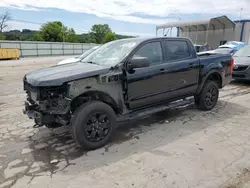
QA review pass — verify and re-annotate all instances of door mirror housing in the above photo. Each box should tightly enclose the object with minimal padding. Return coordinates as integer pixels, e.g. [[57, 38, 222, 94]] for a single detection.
[[127, 56, 150, 71]]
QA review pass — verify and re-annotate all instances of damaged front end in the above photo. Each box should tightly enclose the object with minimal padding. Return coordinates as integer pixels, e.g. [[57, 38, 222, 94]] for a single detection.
[[23, 79, 71, 128]]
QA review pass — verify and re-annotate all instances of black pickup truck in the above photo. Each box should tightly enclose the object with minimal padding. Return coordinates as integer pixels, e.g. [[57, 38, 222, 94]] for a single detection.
[[23, 37, 233, 149]]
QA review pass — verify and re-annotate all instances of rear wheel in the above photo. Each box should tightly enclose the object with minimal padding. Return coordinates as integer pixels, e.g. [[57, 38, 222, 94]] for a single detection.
[[195, 81, 219, 111], [71, 101, 117, 150]]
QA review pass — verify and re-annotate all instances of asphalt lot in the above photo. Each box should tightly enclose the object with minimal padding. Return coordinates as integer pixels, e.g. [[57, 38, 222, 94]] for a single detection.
[[1, 57, 250, 188]]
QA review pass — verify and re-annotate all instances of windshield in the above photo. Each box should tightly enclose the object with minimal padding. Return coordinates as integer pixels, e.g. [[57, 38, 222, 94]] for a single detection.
[[234, 46, 250, 57], [78, 47, 99, 59], [82, 39, 140, 66]]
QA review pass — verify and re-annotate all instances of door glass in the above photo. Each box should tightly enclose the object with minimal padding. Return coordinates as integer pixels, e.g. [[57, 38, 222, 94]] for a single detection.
[[165, 40, 190, 61], [133, 42, 163, 66]]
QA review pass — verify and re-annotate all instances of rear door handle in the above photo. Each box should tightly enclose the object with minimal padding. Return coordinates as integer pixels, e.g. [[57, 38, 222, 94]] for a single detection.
[[160, 68, 165, 73]]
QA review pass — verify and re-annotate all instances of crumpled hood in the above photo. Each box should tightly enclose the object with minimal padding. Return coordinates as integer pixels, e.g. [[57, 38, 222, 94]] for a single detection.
[[234, 57, 250, 65], [24, 62, 110, 87]]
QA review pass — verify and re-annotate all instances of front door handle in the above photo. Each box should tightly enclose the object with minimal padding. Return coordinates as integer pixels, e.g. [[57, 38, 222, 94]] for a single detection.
[[160, 68, 165, 73], [189, 63, 194, 68]]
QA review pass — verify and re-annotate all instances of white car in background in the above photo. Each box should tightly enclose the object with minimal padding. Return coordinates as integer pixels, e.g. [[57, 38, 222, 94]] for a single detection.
[[57, 46, 100, 65]]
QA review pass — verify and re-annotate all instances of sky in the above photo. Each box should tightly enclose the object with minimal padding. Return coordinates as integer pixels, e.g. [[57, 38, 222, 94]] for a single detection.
[[0, 0, 250, 37]]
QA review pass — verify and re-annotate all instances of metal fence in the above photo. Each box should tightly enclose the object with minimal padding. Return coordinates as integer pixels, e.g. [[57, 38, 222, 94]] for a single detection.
[[0, 40, 98, 57]]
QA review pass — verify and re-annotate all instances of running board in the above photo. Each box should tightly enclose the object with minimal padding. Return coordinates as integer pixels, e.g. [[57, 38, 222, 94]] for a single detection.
[[118, 97, 194, 122]]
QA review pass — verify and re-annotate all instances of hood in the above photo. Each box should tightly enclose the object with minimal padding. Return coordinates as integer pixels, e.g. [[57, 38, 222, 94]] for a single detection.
[[57, 57, 80, 65], [233, 57, 250, 66], [24, 62, 110, 87]]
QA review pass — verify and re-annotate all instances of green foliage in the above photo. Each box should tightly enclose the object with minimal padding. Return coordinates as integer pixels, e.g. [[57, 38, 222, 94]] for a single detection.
[[1, 23, 134, 43], [32, 32, 43, 41], [64, 28, 77, 42], [104, 31, 117, 43], [39, 21, 64, 42], [3, 29, 41, 41], [0, 32, 5, 40], [90, 24, 112, 44], [38, 21, 77, 42], [76, 33, 96, 43], [116, 34, 134, 39]]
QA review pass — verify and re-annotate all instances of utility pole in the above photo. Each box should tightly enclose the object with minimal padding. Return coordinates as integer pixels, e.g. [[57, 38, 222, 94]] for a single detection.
[[240, 8, 243, 21], [61, 25, 65, 43]]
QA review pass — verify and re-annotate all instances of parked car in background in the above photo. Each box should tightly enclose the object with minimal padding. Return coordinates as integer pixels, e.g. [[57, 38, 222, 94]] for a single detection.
[[219, 41, 247, 51], [194, 44, 211, 53], [232, 45, 250, 80], [197, 41, 247, 56], [197, 47, 236, 56], [57, 46, 100, 65], [218, 41, 247, 55], [23, 37, 233, 150], [194, 44, 202, 52]]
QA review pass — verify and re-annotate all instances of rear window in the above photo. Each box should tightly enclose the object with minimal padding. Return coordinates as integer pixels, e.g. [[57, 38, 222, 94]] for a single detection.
[[165, 40, 191, 61]]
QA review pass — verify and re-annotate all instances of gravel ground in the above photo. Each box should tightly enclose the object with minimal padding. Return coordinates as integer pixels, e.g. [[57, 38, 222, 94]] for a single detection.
[[1, 57, 250, 188]]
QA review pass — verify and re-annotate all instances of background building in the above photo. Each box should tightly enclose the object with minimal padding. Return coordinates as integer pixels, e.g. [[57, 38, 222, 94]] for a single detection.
[[234, 20, 250, 44], [156, 16, 250, 49]]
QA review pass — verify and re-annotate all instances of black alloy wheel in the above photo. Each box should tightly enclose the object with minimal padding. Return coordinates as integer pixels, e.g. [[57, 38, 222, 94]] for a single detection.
[[71, 101, 117, 150], [84, 112, 110, 142], [195, 80, 219, 111]]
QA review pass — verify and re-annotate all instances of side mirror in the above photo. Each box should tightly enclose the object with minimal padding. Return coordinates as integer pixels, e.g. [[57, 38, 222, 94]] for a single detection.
[[127, 56, 150, 71]]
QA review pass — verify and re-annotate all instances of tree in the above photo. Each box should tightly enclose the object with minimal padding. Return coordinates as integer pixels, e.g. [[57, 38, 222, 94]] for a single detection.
[[38, 21, 77, 42], [77, 33, 96, 43], [104, 31, 117, 43], [4, 30, 21, 40], [39, 21, 64, 42], [90, 24, 112, 44], [0, 11, 11, 32], [0, 32, 5, 40], [32, 32, 43, 41], [64, 28, 77, 42]]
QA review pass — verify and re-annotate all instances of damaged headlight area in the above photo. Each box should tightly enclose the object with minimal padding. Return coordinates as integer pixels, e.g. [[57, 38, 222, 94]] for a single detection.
[[23, 82, 71, 127]]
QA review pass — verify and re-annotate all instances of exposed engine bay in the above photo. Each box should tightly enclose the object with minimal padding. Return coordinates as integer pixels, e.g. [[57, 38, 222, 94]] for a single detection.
[[23, 81, 71, 128]]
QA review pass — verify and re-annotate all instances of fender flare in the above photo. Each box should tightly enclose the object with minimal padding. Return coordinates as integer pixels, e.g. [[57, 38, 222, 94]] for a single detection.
[[71, 90, 122, 114], [196, 70, 223, 94]]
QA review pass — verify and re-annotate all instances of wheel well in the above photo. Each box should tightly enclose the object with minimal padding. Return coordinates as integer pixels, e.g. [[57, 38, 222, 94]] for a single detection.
[[71, 91, 120, 114], [206, 72, 222, 88]]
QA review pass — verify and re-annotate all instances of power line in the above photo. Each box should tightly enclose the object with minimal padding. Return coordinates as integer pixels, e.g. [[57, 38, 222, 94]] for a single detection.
[[9, 19, 43, 25]]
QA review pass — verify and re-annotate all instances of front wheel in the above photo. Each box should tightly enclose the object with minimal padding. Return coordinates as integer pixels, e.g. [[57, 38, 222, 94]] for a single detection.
[[71, 101, 117, 150], [195, 81, 219, 111]]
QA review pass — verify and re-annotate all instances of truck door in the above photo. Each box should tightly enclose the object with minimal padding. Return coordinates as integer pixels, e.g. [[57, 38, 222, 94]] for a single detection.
[[161, 39, 199, 100], [126, 40, 169, 109]]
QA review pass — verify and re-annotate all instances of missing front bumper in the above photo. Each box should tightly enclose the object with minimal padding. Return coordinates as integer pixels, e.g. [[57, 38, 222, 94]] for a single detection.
[[23, 102, 55, 126]]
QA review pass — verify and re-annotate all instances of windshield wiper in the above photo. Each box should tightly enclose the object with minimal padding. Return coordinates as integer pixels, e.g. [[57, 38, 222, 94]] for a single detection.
[[81, 61, 98, 64]]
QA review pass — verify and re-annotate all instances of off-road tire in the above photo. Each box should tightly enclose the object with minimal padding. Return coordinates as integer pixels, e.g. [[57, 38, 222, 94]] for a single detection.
[[195, 81, 219, 111], [71, 101, 117, 150]]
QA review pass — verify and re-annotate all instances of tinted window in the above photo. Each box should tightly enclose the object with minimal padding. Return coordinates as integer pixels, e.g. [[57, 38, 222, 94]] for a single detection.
[[165, 40, 190, 61], [133, 42, 163, 66]]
